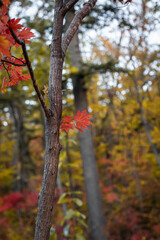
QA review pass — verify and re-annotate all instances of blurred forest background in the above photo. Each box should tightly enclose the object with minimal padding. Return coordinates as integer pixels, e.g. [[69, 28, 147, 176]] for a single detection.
[[0, 0, 160, 239]]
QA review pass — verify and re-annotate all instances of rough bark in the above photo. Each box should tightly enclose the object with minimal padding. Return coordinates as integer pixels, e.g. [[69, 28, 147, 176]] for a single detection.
[[34, 1, 64, 238], [65, 9, 108, 240]]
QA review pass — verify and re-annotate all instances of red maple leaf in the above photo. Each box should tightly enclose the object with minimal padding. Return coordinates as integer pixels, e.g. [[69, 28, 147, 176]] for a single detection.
[[60, 111, 93, 133], [74, 110, 93, 132], [8, 18, 23, 31], [1, 57, 30, 89], [16, 27, 35, 43], [60, 116, 74, 132]]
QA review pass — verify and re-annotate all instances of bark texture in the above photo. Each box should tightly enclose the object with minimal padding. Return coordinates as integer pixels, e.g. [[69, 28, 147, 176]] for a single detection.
[[34, 1, 64, 239], [65, 9, 108, 240]]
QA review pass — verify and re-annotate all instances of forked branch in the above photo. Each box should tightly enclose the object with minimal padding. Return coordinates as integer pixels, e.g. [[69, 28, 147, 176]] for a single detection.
[[62, 0, 97, 54], [62, 0, 79, 15]]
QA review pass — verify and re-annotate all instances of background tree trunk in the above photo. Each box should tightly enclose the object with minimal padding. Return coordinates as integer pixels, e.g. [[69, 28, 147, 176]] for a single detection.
[[65, 9, 108, 240], [132, 75, 160, 166]]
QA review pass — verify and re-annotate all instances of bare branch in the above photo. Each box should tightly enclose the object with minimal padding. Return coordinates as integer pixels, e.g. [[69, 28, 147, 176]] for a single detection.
[[62, 0, 97, 55], [9, 28, 51, 118], [1, 59, 26, 66], [62, 0, 79, 15]]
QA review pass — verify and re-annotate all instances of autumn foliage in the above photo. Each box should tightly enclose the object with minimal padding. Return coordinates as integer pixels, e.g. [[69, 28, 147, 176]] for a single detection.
[[0, 0, 34, 89], [1, 0, 160, 240]]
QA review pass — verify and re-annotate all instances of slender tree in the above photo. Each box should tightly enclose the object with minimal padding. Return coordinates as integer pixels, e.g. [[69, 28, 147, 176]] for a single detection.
[[0, 0, 106, 239]]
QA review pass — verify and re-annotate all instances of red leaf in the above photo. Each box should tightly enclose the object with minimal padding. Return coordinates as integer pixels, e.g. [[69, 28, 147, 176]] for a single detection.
[[60, 116, 74, 132], [16, 27, 35, 43], [74, 110, 93, 132], [1, 57, 30, 89], [8, 18, 23, 31], [60, 111, 93, 133]]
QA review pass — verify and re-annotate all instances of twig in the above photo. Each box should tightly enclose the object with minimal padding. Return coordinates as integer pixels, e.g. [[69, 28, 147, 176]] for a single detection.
[[9, 27, 51, 117], [11, 55, 26, 64], [2, 62, 10, 79], [62, 0, 97, 55], [1, 59, 26, 67], [62, 0, 79, 15]]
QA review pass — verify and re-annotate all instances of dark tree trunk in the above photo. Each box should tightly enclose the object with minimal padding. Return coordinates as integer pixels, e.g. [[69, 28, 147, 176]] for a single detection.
[[34, 116, 62, 240], [34, 1, 98, 239], [34, 1, 64, 239], [65, 9, 108, 240]]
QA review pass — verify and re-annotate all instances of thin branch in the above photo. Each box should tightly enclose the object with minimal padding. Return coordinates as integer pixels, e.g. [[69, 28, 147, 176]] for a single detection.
[[11, 55, 26, 64], [2, 61, 10, 78], [9, 27, 51, 117], [62, 0, 79, 15], [1, 59, 26, 67], [2, 62, 10, 89], [62, 0, 97, 55]]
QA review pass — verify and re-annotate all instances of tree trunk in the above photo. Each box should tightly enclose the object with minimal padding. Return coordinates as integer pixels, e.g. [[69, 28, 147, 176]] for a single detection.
[[65, 9, 108, 240], [9, 101, 32, 190], [34, 1, 98, 239], [34, 116, 62, 240], [34, 1, 64, 238], [132, 76, 160, 166]]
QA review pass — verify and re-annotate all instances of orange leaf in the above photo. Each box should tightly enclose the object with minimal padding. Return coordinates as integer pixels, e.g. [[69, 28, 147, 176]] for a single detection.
[[0, 36, 12, 60]]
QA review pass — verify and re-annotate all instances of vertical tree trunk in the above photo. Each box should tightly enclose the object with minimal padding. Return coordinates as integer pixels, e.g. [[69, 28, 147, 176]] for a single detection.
[[34, 1, 64, 239], [65, 10, 108, 240], [127, 150, 144, 212], [132, 76, 160, 166], [34, 116, 62, 240], [34, 1, 98, 239], [9, 101, 32, 190]]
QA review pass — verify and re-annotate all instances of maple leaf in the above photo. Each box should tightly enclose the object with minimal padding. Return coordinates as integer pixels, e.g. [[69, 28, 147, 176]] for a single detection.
[[16, 27, 35, 43], [74, 110, 93, 132], [0, 36, 12, 60], [60, 116, 74, 132], [60, 111, 93, 133], [1, 57, 30, 89], [8, 18, 23, 31]]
